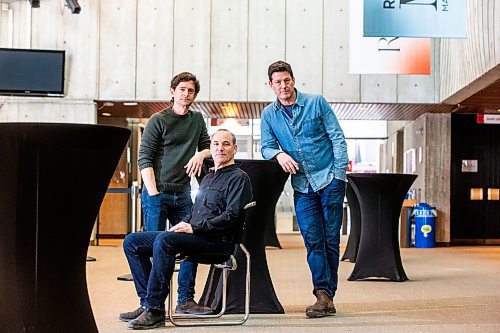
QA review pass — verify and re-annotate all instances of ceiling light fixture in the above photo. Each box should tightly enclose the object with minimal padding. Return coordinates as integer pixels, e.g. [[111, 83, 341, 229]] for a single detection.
[[97, 102, 114, 111], [101, 112, 112, 117], [123, 102, 138, 106]]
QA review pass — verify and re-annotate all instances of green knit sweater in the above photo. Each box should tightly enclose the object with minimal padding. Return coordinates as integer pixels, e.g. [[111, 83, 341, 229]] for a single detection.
[[138, 108, 210, 192]]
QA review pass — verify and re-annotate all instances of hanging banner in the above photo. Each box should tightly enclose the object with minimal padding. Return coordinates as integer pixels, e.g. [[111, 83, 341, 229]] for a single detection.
[[350, 0, 431, 74], [364, 0, 468, 38]]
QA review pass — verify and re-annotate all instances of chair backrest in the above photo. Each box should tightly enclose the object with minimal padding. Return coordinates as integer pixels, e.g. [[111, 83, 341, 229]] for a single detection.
[[180, 201, 256, 265], [233, 201, 256, 245]]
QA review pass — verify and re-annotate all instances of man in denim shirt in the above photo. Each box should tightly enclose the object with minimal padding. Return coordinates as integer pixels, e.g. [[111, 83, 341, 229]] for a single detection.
[[261, 61, 348, 318]]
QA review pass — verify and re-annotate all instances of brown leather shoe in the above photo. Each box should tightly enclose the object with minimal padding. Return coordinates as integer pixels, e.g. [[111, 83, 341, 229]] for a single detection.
[[127, 308, 165, 330], [119, 306, 145, 322], [175, 299, 213, 315], [305, 290, 336, 318]]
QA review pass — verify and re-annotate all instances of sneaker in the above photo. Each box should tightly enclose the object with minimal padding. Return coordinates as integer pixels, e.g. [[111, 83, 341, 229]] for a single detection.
[[119, 306, 145, 322], [127, 309, 165, 330], [175, 299, 213, 315], [305, 290, 336, 318]]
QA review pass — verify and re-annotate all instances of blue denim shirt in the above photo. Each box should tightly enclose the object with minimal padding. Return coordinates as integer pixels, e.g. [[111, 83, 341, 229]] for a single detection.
[[261, 90, 348, 193]]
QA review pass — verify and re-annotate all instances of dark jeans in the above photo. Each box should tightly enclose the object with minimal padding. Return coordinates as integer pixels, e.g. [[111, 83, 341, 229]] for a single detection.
[[141, 188, 193, 232], [123, 231, 233, 311], [141, 188, 195, 303], [294, 178, 346, 300]]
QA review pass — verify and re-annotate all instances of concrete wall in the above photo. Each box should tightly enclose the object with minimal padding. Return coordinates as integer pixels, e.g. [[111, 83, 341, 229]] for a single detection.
[[0, 99, 96, 124], [404, 114, 451, 244], [0, 0, 441, 124]]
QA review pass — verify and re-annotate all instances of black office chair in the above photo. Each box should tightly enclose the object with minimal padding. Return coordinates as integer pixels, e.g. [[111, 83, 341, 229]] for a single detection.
[[167, 201, 256, 327]]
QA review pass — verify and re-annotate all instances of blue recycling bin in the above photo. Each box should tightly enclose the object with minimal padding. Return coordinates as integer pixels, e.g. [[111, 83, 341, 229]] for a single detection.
[[413, 203, 436, 248]]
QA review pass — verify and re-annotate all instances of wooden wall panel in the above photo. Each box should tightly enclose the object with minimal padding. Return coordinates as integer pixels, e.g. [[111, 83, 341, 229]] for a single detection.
[[136, 0, 173, 100], [99, 194, 129, 235], [286, 0, 323, 94], [440, 0, 500, 100], [247, 0, 285, 101], [173, 0, 211, 101], [323, 0, 360, 102], [210, 0, 248, 101], [98, 0, 137, 100]]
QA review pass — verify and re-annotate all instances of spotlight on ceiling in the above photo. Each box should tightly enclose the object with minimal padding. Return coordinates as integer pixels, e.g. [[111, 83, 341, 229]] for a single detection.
[[28, 0, 40, 8], [65, 0, 81, 14]]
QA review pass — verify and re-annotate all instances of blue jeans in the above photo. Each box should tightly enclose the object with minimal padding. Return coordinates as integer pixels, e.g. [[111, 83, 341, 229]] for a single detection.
[[141, 188, 193, 232], [123, 231, 233, 310], [294, 178, 346, 300], [141, 188, 195, 303]]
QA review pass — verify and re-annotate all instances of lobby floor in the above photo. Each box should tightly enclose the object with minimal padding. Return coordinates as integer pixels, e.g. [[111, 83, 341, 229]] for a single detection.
[[87, 234, 500, 333]]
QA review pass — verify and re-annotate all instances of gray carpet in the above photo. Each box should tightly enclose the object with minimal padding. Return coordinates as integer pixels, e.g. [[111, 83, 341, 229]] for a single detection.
[[86, 234, 500, 332]]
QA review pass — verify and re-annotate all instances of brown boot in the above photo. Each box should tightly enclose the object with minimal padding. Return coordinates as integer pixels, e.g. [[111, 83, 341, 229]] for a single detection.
[[305, 290, 336, 318], [175, 299, 213, 315]]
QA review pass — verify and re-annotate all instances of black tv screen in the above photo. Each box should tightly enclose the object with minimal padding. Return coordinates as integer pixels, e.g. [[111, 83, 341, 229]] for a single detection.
[[0, 48, 65, 97]]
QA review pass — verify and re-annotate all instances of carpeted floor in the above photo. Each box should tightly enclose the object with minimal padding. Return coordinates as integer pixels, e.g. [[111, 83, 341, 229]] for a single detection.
[[87, 234, 500, 332]]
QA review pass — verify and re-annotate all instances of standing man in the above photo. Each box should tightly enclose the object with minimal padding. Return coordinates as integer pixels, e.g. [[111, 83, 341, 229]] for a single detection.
[[136, 72, 211, 315], [260, 61, 348, 318], [121, 129, 252, 330]]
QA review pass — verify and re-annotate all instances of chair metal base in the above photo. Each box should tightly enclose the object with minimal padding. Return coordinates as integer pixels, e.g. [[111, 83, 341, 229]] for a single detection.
[[167, 244, 251, 327]]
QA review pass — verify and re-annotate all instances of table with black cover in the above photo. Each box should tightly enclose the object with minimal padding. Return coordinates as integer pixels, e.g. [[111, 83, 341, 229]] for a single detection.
[[346, 173, 417, 282], [0, 123, 130, 333], [341, 182, 361, 262], [198, 159, 289, 314]]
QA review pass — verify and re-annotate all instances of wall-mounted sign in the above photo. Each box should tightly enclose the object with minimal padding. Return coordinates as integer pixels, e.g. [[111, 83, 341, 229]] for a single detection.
[[477, 114, 500, 124], [461, 160, 478, 173], [364, 0, 468, 38], [350, 0, 430, 74]]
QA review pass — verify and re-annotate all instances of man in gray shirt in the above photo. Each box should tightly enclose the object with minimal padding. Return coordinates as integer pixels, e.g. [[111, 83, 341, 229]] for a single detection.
[[136, 72, 211, 315]]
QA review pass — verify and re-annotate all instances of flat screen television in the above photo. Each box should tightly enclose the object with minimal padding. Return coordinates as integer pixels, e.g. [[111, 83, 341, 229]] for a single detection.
[[0, 48, 65, 97]]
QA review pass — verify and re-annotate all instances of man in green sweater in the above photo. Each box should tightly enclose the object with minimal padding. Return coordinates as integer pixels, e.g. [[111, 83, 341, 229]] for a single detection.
[[135, 72, 212, 317]]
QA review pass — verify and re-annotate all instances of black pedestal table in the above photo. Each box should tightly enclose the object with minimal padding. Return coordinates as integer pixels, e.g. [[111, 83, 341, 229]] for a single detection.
[[0, 123, 130, 333], [341, 182, 361, 262], [199, 159, 288, 313], [346, 173, 417, 282]]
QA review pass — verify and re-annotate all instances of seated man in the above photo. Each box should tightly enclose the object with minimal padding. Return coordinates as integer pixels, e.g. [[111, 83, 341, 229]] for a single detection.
[[119, 129, 252, 330]]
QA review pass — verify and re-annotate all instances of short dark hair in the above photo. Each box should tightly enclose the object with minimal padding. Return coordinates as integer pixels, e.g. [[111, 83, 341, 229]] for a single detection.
[[170, 72, 200, 95], [212, 129, 237, 145], [268, 61, 294, 82]]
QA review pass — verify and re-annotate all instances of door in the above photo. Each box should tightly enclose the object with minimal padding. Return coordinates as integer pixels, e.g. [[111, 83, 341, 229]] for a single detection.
[[451, 114, 500, 244]]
